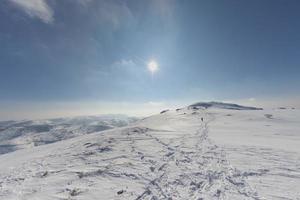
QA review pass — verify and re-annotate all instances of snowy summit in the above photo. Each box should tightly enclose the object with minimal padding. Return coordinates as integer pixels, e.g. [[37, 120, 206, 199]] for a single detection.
[[189, 102, 263, 110]]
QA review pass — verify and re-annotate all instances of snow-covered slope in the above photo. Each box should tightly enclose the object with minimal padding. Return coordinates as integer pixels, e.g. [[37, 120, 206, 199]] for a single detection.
[[0, 104, 299, 199], [0, 115, 137, 154]]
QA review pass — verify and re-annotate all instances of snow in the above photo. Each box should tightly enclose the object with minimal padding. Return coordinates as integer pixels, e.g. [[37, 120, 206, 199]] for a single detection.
[[0, 103, 299, 199], [208, 108, 300, 199], [0, 115, 137, 154]]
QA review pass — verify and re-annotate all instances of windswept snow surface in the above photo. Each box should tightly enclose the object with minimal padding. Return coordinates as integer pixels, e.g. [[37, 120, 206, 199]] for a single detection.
[[0, 106, 299, 199]]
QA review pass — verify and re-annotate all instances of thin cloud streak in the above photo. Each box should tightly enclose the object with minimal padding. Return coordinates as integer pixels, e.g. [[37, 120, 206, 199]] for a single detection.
[[9, 0, 54, 23]]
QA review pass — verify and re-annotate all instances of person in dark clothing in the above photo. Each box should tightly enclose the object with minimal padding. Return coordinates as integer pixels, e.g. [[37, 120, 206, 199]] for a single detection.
[[201, 117, 203, 122]]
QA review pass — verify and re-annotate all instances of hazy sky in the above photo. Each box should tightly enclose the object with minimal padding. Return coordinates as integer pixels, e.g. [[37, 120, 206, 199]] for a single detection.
[[1, 0, 300, 119]]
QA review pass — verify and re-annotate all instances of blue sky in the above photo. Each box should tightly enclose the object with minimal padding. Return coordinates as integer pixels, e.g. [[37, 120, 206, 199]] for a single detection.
[[0, 0, 300, 119]]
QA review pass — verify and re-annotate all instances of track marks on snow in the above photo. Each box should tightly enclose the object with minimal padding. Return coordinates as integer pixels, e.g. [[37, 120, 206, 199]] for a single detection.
[[0, 112, 262, 199]]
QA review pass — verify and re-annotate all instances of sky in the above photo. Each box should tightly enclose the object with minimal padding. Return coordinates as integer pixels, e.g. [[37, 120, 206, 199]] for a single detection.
[[0, 0, 300, 120]]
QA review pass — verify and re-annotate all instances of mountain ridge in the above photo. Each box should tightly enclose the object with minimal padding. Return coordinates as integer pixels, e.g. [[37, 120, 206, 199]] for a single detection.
[[189, 101, 263, 110]]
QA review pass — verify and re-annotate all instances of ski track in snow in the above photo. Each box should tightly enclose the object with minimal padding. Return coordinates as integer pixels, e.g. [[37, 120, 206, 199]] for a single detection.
[[0, 108, 299, 199]]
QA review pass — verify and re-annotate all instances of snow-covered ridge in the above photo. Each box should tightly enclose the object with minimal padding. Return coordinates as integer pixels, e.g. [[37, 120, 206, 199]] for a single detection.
[[189, 101, 263, 110], [0, 114, 137, 155], [0, 105, 299, 199]]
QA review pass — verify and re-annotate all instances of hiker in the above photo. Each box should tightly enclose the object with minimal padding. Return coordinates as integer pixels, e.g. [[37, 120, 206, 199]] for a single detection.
[[201, 117, 203, 122]]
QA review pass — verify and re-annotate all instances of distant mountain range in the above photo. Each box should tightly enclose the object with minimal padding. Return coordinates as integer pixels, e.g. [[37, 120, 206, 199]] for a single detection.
[[0, 114, 138, 154]]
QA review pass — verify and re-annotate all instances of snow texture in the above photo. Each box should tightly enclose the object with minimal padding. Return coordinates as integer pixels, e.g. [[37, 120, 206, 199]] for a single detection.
[[0, 103, 299, 199]]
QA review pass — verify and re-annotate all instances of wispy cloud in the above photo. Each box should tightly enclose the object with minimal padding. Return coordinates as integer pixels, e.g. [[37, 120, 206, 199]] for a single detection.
[[152, 0, 175, 19], [97, 1, 134, 30], [75, 0, 136, 30], [66, 0, 174, 29], [76, 0, 93, 7], [146, 101, 166, 107], [113, 59, 136, 68], [9, 0, 54, 23]]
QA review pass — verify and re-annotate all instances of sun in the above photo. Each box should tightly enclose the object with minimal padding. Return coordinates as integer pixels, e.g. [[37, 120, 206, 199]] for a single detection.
[[147, 60, 159, 74]]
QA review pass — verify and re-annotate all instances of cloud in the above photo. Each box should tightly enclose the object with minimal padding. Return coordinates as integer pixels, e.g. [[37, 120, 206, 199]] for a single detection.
[[74, 0, 134, 30], [76, 0, 93, 7], [97, 1, 134, 30], [146, 101, 166, 107], [109, 59, 139, 75], [71, 0, 94, 8], [248, 98, 256, 102], [152, 0, 175, 19], [9, 0, 54, 23], [114, 59, 136, 67]]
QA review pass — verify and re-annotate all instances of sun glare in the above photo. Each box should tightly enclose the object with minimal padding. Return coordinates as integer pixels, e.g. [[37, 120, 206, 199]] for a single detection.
[[147, 60, 159, 74]]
